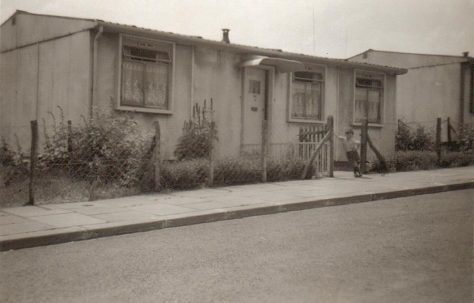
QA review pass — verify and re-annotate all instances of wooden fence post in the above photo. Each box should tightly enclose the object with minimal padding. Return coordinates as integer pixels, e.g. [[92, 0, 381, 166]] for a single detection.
[[360, 118, 368, 174], [153, 121, 161, 192], [27, 120, 38, 205], [435, 117, 441, 163], [208, 100, 215, 187], [327, 115, 334, 177], [261, 119, 268, 183]]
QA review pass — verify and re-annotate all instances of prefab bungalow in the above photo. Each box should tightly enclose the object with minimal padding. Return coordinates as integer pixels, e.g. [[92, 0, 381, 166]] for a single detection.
[[349, 49, 474, 133], [0, 11, 407, 164]]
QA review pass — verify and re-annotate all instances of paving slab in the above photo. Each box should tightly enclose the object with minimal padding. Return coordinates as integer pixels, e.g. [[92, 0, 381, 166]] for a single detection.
[[3, 206, 72, 217], [0, 166, 473, 251], [68, 205, 131, 216], [0, 215, 30, 225], [0, 221, 54, 236], [30, 213, 106, 228], [132, 204, 196, 216], [91, 211, 158, 223]]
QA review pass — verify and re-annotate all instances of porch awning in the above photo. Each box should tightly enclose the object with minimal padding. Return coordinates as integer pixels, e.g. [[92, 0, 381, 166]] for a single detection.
[[240, 56, 305, 73]]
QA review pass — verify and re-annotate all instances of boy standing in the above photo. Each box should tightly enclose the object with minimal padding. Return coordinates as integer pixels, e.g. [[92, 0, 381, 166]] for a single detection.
[[337, 129, 362, 177]]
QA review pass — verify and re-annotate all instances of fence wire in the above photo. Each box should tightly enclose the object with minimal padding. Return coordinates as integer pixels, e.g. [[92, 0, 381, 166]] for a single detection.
[[0, 102, 333, 207]]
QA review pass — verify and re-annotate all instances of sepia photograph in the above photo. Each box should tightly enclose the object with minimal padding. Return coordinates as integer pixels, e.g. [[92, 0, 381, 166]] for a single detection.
[[0, 0, 473, 302]]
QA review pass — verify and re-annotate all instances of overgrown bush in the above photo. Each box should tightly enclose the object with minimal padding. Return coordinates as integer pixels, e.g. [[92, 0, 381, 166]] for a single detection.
[[0, 138, 29, 185], [0, 138, 16, 167], [38, 109, 152, 187], [396, 121, 433, 151], [457, 124, 474, 152], [174, 102, 217, 160]]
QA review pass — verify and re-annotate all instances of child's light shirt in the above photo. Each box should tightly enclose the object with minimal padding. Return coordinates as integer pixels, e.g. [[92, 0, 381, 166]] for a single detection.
[[337, 136, 360, 152]]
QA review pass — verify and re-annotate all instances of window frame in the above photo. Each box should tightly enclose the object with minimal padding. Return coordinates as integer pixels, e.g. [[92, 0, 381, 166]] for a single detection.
[[287, 64, 326, 124], [352, 69, 386, 127], [116, 34, 175, 114]]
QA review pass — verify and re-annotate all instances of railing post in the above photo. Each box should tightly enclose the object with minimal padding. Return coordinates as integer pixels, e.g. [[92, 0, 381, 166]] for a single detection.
[[27, 120, 38, 205], [436, 117, 442, 163], [360, 118, 368, 174], [261, 119, 268, 183], [153, 120, 161, 192], [327, 115, 334, 177]]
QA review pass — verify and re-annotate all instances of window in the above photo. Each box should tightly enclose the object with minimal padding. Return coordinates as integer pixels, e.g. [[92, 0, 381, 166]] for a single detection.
[[249, 80, 261, 94], [290, 71, 324, 121], [119, 36, 173, 112], [354, 71, 384, 124]]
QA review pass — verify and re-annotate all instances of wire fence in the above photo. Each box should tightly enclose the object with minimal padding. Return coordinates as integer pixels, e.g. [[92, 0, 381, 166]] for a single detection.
[[0, 102, 334, 207], [396, 116, 473, 152]]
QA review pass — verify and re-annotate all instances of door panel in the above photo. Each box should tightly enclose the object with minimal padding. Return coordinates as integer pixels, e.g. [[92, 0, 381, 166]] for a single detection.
[[243, 68, 266, 145]]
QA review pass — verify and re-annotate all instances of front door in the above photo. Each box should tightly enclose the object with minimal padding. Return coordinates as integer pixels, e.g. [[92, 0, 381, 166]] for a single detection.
[[243, 68, 267, 145]]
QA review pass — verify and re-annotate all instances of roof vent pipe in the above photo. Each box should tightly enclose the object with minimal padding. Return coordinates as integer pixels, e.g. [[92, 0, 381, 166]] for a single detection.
[[463, 51, 469, 57], [221, 28, 230, 43]]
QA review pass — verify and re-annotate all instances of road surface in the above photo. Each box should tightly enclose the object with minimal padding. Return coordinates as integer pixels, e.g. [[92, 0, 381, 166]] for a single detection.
[[1, 189, 473, 303]]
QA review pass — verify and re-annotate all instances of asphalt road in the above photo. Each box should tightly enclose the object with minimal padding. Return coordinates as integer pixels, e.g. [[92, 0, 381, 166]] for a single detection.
[[1, 189, 473, 303]]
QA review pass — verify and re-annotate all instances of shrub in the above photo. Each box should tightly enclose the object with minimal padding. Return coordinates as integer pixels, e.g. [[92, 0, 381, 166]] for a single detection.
[[457, 124, 474, 152], [161, 159, 208, 190], [438, 151, 474, 168], [395, 122, 412, 151], [38, 110, 152, 187], [392, 151, 438, 171], [0, 137, 16, 167], [0, 137, 29, 185], [396, 121, 433, 151], [159, 157, 308, 190], [267, 158, 306, 181], [174, 103, 217, 160], [213, 158, 261, 186]]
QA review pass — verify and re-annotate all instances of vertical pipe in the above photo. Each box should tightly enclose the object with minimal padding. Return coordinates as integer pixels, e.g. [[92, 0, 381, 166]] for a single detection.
[[459, 63, 466, 127], [447, 117, 452, 144], [28, 120, 38, 205], [35, 43, 40, 120], [328, 115, 334, 177], [261, 119, 268, 183], [208, 99, 215, 186], [436, 117, 442, 163], [360, 119, 368, 174], [90, 26, 103, 117], [153, 121, 161, 192]]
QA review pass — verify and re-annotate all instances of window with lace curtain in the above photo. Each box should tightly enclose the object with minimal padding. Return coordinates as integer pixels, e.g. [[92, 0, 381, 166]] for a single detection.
[[119, 35, 173, 113], [354, 71, 384, 124], [289, 70, 324, 122]]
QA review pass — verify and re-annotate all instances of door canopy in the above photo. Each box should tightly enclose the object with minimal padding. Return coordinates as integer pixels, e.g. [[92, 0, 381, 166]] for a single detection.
[[240, 55, 304, 73]]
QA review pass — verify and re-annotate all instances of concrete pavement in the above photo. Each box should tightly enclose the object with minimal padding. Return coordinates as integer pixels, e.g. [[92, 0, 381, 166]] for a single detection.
[[1, 166, 473, 251]]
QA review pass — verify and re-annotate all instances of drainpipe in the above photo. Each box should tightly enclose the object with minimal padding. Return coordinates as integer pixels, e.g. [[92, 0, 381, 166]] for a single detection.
[[459, 62, 465, 126], [90, 25, 103, 117]]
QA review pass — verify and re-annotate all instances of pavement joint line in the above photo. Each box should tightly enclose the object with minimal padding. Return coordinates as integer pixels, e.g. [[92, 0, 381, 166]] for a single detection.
[[1, 180, 473, 252]]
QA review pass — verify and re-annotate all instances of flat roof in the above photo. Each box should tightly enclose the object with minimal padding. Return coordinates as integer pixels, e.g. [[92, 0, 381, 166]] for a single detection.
[[3, 10, 408, 75], [348, 48, 472, 61]]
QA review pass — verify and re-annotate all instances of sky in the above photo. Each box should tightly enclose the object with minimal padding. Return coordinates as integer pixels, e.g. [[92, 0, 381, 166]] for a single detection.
[[1, 0, 473, 59]]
